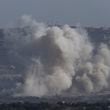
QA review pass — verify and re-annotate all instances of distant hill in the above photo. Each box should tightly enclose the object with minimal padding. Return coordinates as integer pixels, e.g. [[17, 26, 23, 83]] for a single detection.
[[86, 27, 110, 45]]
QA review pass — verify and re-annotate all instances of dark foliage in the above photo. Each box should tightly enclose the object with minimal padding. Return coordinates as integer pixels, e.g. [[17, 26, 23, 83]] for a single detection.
[[0, 100, 110, 110]]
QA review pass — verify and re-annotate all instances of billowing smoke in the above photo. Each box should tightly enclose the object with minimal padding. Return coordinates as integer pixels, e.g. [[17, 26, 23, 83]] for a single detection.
[[4, 15, 110, 97]]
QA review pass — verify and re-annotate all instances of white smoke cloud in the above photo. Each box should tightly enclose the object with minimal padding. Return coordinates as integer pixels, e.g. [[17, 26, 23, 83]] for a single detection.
[[4, 15, 110, 97]]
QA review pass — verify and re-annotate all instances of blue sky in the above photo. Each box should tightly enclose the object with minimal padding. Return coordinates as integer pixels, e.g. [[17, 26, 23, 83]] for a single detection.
[[0, 0, 110, 27]]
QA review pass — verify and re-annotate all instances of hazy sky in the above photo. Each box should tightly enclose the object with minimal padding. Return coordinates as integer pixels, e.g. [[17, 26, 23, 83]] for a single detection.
[[0, 0, 110, 27]]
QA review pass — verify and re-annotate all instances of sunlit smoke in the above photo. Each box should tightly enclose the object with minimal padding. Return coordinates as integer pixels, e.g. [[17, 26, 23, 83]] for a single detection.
[[4, 15, 110, 97]]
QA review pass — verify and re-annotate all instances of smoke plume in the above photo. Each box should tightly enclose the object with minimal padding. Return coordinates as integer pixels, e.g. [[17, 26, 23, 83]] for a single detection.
[[4, 15, 110, 97]]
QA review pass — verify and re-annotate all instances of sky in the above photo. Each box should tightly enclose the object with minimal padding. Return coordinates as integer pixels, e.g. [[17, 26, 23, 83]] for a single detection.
[[0, 0, 110, 27]]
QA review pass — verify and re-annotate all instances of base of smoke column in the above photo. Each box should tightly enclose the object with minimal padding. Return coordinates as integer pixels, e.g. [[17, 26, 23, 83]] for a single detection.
[[1, 92, 110, 103]]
